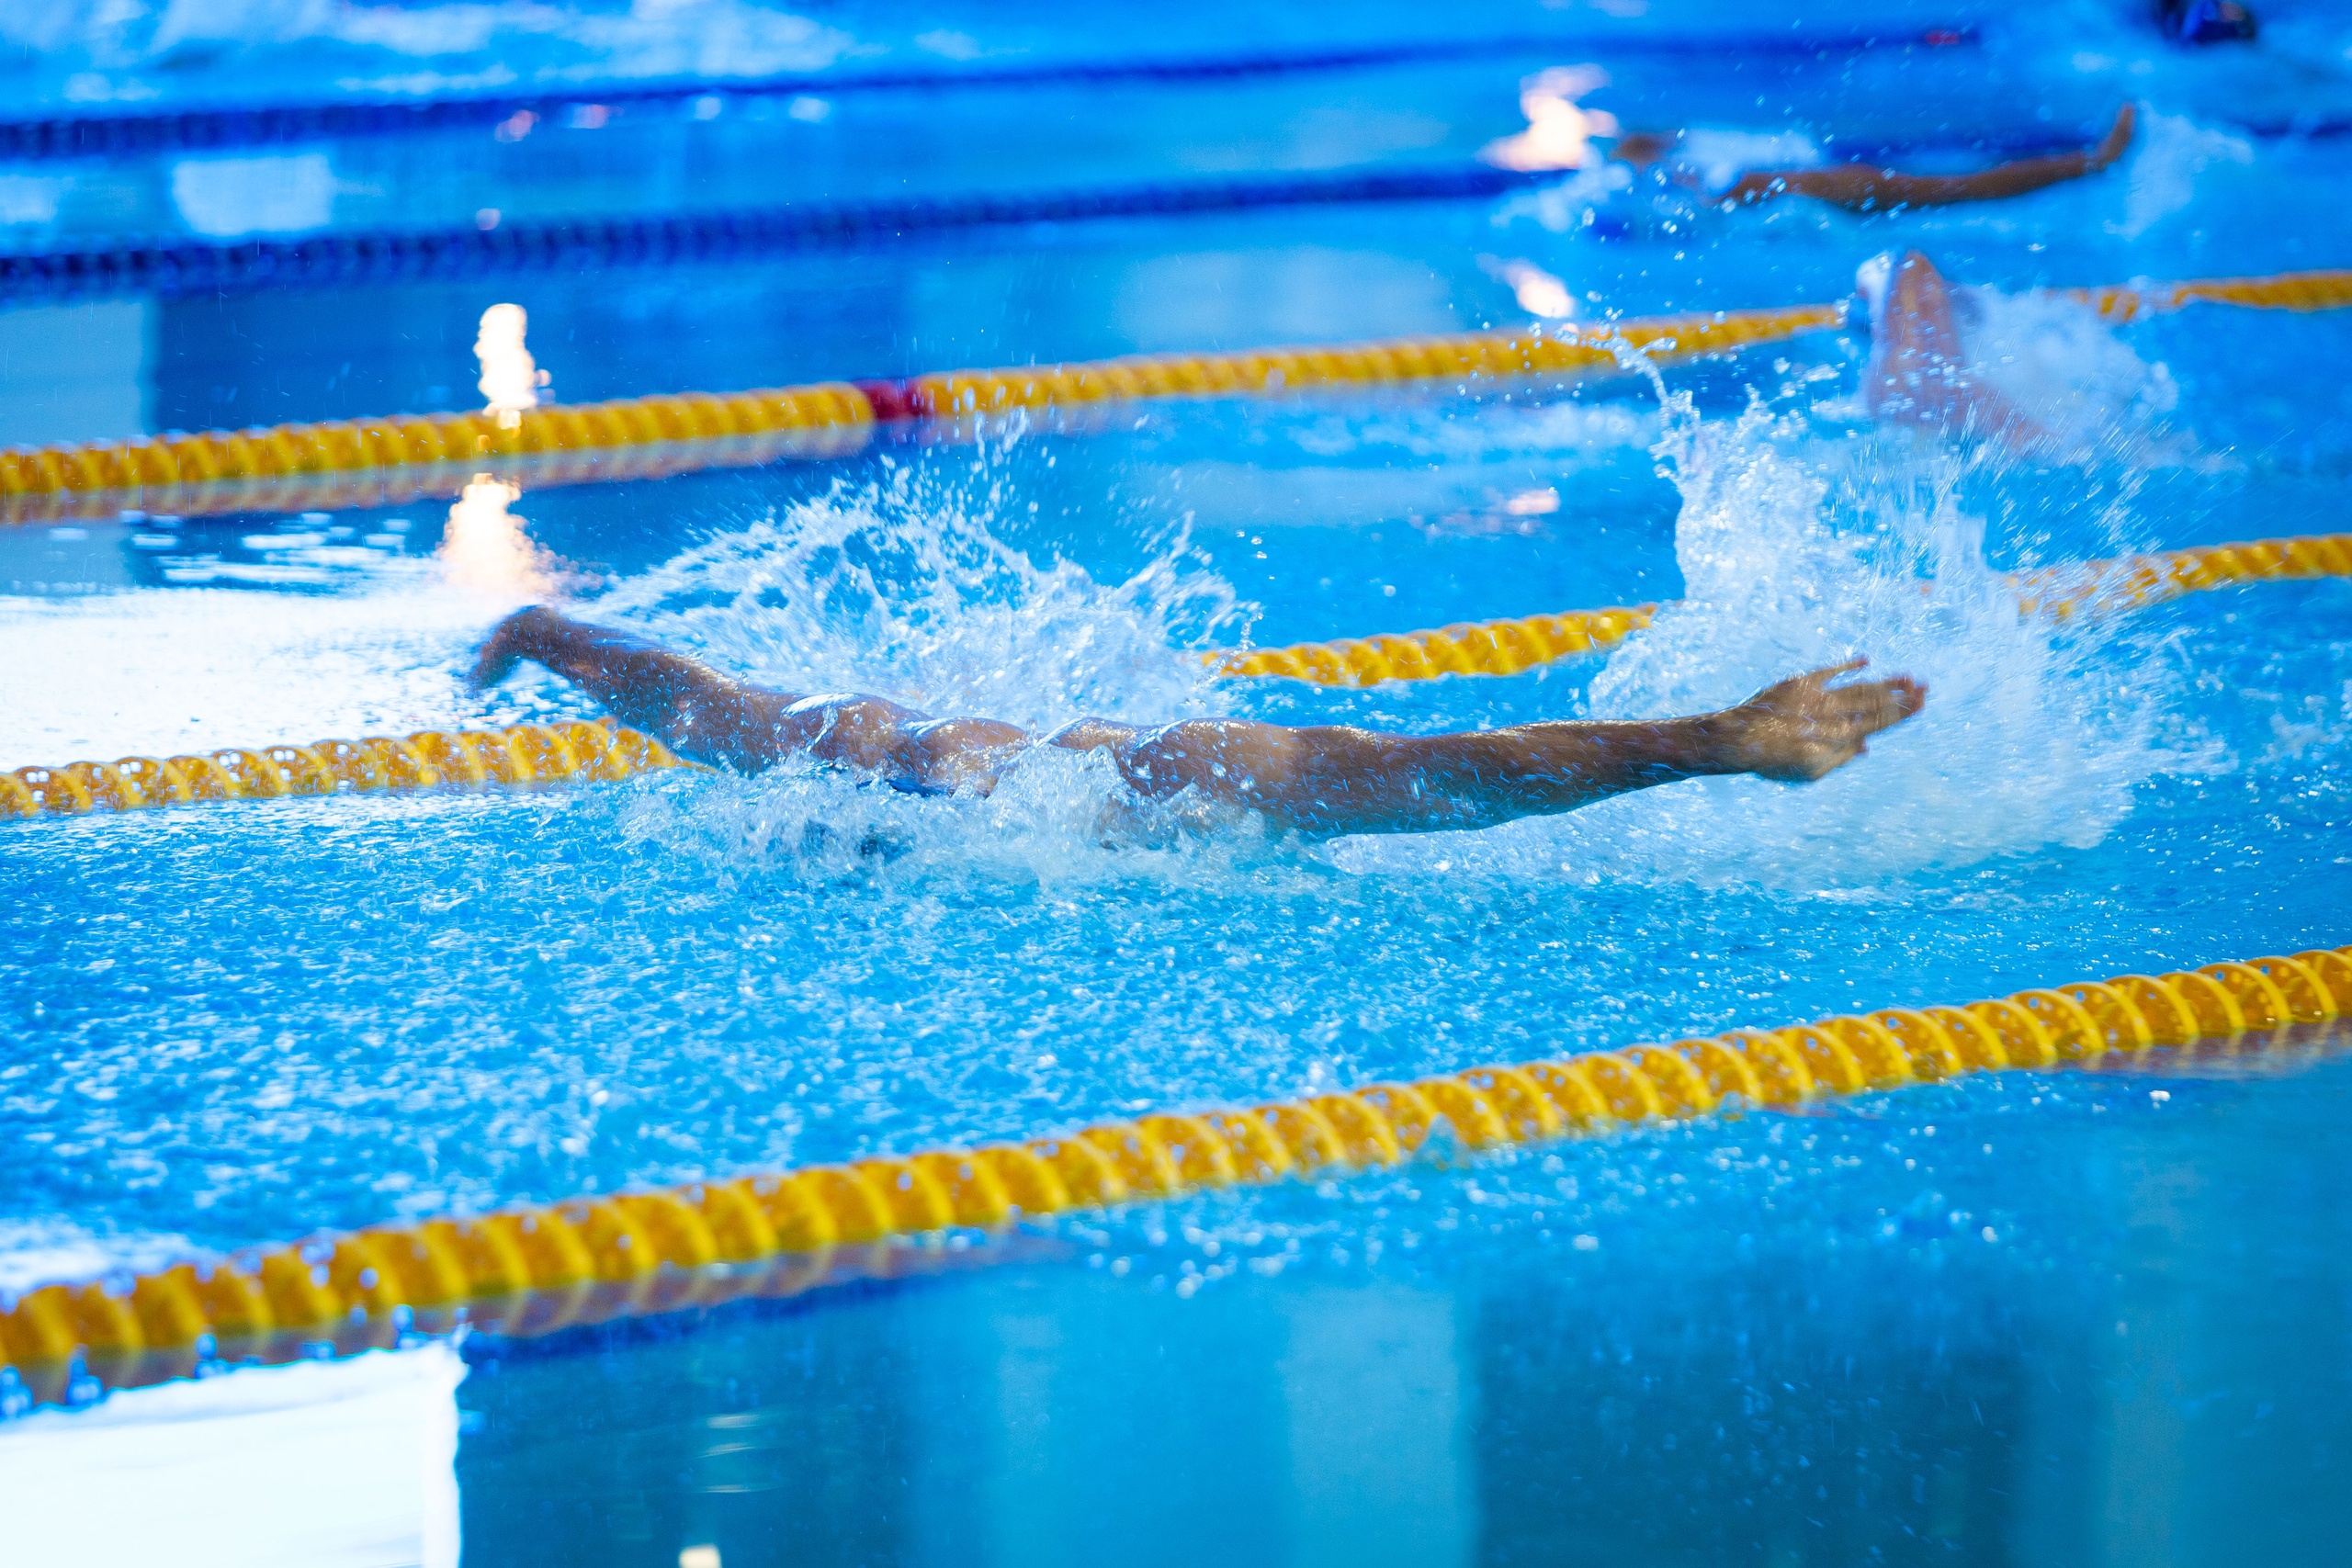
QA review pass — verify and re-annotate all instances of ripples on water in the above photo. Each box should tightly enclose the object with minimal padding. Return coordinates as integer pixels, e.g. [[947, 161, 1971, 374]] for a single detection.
[[8, 287, 2346, 1296]]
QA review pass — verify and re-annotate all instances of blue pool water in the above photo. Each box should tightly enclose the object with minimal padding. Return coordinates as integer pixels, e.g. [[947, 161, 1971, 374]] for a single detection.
[[5, 3, 2352, 1564]]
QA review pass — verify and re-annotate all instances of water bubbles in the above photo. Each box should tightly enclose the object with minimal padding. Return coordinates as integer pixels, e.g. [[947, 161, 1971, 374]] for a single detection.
[[589, 458, 1243, 733], [1341, 363, 2206, 887]]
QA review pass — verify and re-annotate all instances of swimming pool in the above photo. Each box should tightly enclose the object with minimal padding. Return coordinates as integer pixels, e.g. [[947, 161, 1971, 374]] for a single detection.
[[5, 3, 2352, 1564]]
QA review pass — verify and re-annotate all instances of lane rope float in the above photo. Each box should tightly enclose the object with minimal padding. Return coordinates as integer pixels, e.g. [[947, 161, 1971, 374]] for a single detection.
[[1214, 531, 2352, 686], [0, 719, 689, 823], [5, 267, 2346, 524], [0, 164, 1558, 307], [2064, 270, 2352, 321], [0, 304, 1840, 523], [1, 386, 876, 525], [0, 28, 1976, 162], [1215, 603, 1662, 684], [4, 942, 2345, 1407]]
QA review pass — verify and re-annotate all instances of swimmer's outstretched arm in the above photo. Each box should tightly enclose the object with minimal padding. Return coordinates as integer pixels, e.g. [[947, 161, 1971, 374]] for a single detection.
[[473, 608, 1925, 839], [1115, 660, 1924, 836], [467, 604, 1028, 779], [1718, 103, 2135, 211]]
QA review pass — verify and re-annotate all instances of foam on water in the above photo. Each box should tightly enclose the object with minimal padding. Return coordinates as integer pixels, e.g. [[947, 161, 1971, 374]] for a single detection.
[[1336, 380, 2208, 887], [589, 453, 1242, 730], [2115, 108, 2255, 242], [1956, 286, 2197, 467], [579, 451, 1312, 886]]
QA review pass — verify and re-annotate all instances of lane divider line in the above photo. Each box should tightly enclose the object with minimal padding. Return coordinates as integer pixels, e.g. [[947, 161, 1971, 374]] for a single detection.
[[5, 943, 2346, 1407], [1212, 531, 2352, 685], [0, 304, 1838, 518], [1, 719, 690, 822], [0, 165, 1558, 307], [7, 266, 2348, 524], [2, 382, 875, 519], [2063, 271, 2352, 321], [0, 28, 1977, 162]]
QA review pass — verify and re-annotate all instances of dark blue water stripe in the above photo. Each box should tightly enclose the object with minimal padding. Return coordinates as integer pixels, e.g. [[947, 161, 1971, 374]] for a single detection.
[[0, 28, 1976, 162], [0, 164, 1555, 303], [1826, 115, 2352, 165]]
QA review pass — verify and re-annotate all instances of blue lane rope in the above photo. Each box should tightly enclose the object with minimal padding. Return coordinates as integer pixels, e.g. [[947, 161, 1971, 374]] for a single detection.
[[0, 28, 1975, 162], [0, 164, 1555, 304]]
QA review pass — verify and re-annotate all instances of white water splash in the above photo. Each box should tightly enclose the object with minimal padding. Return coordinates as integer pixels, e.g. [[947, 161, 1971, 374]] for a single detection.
[[579, 457, 1319, 886], [614, 741, 1300, 897], [1956, 287, 2192, 463], [1336, 392, 2209, 887], [587, 457, 1244, 732], [1674, 127, 1824, 196], [2114, 108, 2253, 240], [580, 364, 2215, 890]]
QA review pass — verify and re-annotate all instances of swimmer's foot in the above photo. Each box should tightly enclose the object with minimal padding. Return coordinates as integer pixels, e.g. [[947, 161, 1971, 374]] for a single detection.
[[2087, 103, 2138, 172], [468, 604, 559, 691]]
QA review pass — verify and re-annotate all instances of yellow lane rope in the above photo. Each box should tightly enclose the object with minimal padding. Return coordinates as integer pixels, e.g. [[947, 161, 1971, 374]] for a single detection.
[[0, 307, 1840, 524], [0, 386, 874, 517], [6, 265, 2347, 524], [5, 944, 2346, 1400], [898, 303, 1843, 419], [1214, 604, 1660, 685], [0, 718, 689, 821], [1214, 531, 2352, 686], [2064, 267, 2352, 323]]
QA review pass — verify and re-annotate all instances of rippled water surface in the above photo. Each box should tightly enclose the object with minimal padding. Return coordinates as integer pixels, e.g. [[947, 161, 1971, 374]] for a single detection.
[[5, 3, 2352, 1563]]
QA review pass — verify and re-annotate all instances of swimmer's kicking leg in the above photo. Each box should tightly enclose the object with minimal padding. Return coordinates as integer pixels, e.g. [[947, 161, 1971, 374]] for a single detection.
[[472, 607, 1925, 838]]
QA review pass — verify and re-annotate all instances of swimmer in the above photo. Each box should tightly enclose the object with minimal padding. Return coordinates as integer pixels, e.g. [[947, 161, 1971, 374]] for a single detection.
[[469, 607, 1925, 838], [1859, 247, 2048, 448], [1617, 104, 2137, 213]]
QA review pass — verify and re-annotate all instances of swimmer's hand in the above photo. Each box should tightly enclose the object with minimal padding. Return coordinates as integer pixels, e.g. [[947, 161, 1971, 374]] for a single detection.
[[1709, 659, 1927, 784], [467, 604, 559, 692]]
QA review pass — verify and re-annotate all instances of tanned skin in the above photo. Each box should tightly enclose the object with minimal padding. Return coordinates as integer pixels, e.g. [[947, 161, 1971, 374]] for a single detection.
[[1863, 248, 2049, 448], [1620, 104, 2136, 213], [471, 608, 1926, 839]]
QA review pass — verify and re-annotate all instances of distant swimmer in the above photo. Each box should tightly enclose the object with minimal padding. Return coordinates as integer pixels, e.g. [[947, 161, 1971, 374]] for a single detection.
[[469, 608, 1926, 839], [1618, 104, 2139, 214], [1484, 70, 2136, 220]]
